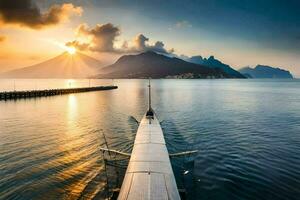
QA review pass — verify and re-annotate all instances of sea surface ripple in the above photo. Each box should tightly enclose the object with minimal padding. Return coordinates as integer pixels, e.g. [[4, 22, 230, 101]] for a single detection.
[[0, 79, 300, 200]]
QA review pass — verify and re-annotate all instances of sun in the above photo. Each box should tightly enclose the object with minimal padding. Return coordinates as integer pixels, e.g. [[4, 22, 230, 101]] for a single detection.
[[67, 46, 76, 55]]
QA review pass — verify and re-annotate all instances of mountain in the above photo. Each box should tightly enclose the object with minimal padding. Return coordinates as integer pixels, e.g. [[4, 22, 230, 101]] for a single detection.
[[95, 51, 238, 79], [0, 52, 103, 78], [186, 55, 245, 78], [239, 65, 293, 78]]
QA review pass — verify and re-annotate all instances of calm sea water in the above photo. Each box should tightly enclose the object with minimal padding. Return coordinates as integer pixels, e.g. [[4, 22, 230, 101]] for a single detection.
[[0, 79, 300, 200]]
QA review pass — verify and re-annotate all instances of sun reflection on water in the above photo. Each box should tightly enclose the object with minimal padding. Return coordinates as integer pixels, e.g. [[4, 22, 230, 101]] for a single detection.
[[67, 94, 78, 122]]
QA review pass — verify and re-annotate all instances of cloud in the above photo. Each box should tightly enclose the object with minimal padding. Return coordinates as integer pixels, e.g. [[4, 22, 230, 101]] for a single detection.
[[175, 20, 192, 28], [131, 34, 173, 54], [66, 23, 174, 54], [65, 40, 89, 51], [0, 0, 82, 29], [134, 34, 149, 51], [78, 23, 120, 52], [66, 23, 120, 52], [0, 35, 6, 42]]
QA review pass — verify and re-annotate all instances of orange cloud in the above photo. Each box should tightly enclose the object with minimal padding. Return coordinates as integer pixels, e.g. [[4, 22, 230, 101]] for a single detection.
[[66, 23, 120, 52], [65, 40, 89, 51], [0, 0, 82, 29], [0, 35, 5, 42]]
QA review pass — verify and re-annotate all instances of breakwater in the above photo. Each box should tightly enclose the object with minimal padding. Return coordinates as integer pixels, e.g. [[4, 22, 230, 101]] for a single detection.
[[0, 85, 118, 100]]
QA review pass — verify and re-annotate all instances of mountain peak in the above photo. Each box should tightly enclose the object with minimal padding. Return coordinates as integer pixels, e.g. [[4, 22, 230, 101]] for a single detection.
[[255, 64, 273, 70], [194, 55, 203, 59], [0, 52, 103, 78], [142, 51, 158, 55], [208, 55, 215, 60], [96, 51, 231, 79], [239, 65, 293, 78], [186, 55, 245, 78]]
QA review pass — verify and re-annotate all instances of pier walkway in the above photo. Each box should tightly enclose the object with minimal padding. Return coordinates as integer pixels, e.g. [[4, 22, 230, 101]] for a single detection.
[[0, 85, 118, 101]]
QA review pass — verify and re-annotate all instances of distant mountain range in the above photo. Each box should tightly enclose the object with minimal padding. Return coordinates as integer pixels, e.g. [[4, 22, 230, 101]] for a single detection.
[[0, 51, 294, 79], [185, 55, 245, 78], [239, 65, 293, 78], [95, 51, 237, 78], [0, 52, 103, 78]]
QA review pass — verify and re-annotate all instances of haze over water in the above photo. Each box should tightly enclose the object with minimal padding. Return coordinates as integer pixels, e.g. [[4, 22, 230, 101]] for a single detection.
[[1, 79, 300, 200]]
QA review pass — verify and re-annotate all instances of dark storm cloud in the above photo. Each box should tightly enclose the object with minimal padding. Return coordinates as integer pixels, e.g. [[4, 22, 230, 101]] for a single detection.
[[0, 0, 82, 29]]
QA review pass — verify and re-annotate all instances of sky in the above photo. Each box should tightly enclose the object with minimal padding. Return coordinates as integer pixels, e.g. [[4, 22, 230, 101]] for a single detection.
[[0, 0, 299, 76]]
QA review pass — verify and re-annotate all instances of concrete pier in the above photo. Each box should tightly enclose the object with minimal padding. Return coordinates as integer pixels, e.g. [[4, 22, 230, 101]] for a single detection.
[[0, 85, 118, 101]]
